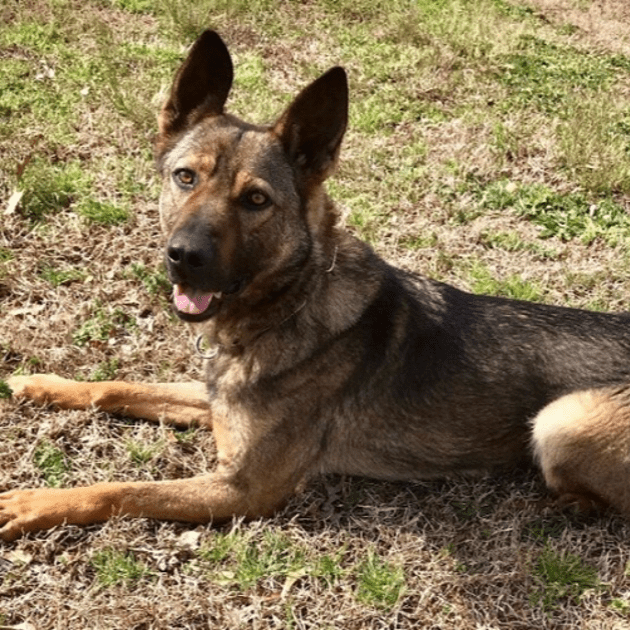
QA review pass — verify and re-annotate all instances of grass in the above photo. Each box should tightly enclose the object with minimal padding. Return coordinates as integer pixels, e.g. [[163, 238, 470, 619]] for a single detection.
[[468, 260, 546, 301], [39, 263, 86, 287], [86, 358, 120, 382], [2, 0, 630, 627], [496, 34, 621, 115], [33, 440, 70, 488], [129, 262, 171, 296], [355, 550, 406, 610], [0, 380, 12, 399], [478, 179, 630, 245], [194, 528, 403, 609], [530, 544, 602, 611], [18, 159, 92, 221], [72, 305, 137, 347], [90, 548, 153, 588], [76, 199, 130, 226], [125, 436, 165, 466]]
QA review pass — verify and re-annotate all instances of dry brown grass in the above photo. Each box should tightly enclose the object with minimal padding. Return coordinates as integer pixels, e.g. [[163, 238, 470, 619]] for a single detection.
[[3, 0, 630, 627], [523, 0, 630, 56]]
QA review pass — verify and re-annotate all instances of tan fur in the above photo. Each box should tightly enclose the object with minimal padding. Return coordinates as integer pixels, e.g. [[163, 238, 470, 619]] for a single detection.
[[532, 387, 630, 515], [7, 375, 210, 427]]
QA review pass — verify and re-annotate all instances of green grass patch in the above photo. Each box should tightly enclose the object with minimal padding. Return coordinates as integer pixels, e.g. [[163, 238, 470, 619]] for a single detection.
[[130, 263, 171, 296], [91, 549, 152, 588], [112, 0, 154, 13], [530, 545, 602, 611], [125, 437, 165, 466], [33, 439, 70, 488], [218, 530, 306, 591], [478, 230, 559, 259], [229, 51, 288, 123], [19, 159, 92, 221], [479, 229, 526, 252], [496, 35, 623, 115], [96, 37, 173, 134], [0, 23, 93, 144], [76, 199, 130, 226], [400, 232, 439, 250], [611, 598, 630, 616], [88, 358, 120, 382], [39, 264, 86, 287], [311, 549, 347, 588], [558, 96, 630, 194], [197, 531, 242, 564], [355, 550, 406, 610], [331, 180, 389, 243], [0, 380, 12, 399], [196, 529, 346, 592], [171, 427, 197, 444], [479, 180, 630, 245], [156, 0, 279, 42], [468, 261, 545, 302], [0, 18, 62, 52], [73, 306, 136, 346]]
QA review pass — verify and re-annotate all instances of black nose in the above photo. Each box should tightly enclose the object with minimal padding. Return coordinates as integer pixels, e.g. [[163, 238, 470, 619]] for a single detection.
[[166, 219, 216, 287], [167, 242, 206, 270]]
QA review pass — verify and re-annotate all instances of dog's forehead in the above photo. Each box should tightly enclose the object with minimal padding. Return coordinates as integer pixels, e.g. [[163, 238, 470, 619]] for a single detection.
[[171, 119, 291, 182]]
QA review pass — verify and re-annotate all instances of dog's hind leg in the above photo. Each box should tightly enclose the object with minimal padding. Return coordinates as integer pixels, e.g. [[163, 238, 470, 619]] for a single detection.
[[6, 374, 209, 428], [532, 386, 630, 516]]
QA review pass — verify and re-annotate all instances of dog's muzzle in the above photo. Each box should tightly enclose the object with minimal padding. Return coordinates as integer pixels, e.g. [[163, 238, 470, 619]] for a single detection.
[[165, 219, 245, 321]]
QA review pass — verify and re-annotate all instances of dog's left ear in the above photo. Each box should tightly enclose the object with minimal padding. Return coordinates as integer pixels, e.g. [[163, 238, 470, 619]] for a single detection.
[[158, 30, 234, 140], [273, 67, 348, 186]]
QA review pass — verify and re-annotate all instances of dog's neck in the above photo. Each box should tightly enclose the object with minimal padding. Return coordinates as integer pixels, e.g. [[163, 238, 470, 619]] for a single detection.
[[193, 226, 383, 371]]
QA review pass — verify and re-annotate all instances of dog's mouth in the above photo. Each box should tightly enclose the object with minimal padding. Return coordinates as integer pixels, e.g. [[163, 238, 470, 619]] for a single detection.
[[171, 280, 245, 323], [174, 284, 221, 316]]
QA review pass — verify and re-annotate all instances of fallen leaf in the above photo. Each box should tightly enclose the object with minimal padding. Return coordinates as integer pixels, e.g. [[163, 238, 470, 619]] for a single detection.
[[4, 190, 23, 215], [178, 530, 201, 550], [8, 305, 46, 317], [7, 549, 33, 565]]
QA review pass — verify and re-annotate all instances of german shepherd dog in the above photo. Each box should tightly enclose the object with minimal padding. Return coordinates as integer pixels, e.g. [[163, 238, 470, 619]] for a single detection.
[[3, 30, 630, 541]]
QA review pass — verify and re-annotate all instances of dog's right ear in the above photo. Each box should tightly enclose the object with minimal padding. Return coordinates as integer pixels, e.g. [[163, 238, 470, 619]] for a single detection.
[[158, 30, 233, 140]]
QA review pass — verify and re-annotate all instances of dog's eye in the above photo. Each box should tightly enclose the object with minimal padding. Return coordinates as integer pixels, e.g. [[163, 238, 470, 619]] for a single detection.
[[243, 190, 271, 210], [173, 168, 196, 189]]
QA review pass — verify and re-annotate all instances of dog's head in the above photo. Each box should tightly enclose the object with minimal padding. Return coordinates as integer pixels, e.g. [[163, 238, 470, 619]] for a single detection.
[[156, 30, 348, 324]]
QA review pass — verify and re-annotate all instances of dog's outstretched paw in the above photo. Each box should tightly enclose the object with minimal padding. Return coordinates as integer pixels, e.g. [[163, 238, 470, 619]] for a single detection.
[[0, 489, 41, 542], [6, 374, 69, 405]]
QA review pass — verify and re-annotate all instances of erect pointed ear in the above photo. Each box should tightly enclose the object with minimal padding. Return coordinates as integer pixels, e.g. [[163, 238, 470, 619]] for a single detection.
[[158, 30, 233, 140], [273, 67, 348, 186]]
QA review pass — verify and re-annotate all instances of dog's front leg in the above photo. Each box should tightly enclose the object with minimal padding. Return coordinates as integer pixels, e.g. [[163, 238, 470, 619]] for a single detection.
[[0, 468, 286, 542], [6, 375, 209, 427]]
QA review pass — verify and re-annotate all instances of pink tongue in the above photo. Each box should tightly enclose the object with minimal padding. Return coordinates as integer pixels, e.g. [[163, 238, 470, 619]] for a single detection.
[[173, 284, 213, 315]]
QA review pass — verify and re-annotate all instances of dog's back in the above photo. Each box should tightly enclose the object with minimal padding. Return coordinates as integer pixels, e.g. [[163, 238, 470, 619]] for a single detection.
[[293, 252, 630, 483]]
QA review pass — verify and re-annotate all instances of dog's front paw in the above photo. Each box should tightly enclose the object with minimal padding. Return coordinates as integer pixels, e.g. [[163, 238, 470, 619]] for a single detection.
[[6, 374, 69, 405], [0, 489, 48, 542]]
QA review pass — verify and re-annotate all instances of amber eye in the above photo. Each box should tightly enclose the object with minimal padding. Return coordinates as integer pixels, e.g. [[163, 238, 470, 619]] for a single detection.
[[244, 190, 271, 210], [173, 168, 196, 189]]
